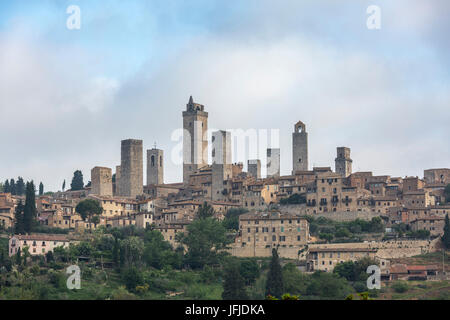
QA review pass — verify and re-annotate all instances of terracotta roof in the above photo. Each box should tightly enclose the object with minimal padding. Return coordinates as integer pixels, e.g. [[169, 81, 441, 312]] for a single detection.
[[390, 264, 408, 274]]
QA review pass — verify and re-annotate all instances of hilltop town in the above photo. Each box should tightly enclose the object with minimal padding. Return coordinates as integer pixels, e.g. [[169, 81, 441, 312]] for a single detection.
[[1, 96, 450, 299]]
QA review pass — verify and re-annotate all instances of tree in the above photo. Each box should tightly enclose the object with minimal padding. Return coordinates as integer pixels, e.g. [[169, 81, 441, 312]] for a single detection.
[[196, 201, 215, 219], [442, 214, 450, 249], [9, 179, 16, 195], [62, 180, 66, 192], [444, 184, 450, 204], [70, 170, 84, 191], [23, 181, 37, 233], [179, 217, 231, 269], [222, 262, 248, 300], [75, 199, 103, 230], [39, 182, 44, 196], [265, 249, 284, 299], [222, 208, 248, 231], [240, 260, 260, 286], [3, 180, 9, 193], [14, 200, 25, 234], [120, 237, 144, 269], [16, 177, 25, 196]]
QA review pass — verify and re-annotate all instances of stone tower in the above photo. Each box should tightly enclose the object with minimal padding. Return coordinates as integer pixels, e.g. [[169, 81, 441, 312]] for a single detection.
[[335, 147, 353, 177], [147, 148, 164, 186], [183, 96, 209, 185], [119, 139, 143, 198], [211, 130, 232, 201], [248, 159, 261, 179], [292, 121, 308, 174], [91, 167, 113, 196], [267, 148, 280, 178]]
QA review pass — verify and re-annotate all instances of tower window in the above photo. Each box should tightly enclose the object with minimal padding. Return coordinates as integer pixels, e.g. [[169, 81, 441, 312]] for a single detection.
[[299, 158, 302, 163], [151, 155, 155, 167]]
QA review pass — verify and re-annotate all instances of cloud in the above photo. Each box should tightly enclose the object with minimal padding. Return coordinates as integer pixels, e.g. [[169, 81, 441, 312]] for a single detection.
[[0, 1, 449, 191]]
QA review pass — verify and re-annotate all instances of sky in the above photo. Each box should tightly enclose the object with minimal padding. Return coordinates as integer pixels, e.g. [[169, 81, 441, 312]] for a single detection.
[[0, 0, 449, 192]]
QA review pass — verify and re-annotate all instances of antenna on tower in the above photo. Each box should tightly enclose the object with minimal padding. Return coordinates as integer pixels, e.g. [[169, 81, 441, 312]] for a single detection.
[[153, 142, 157, 149]]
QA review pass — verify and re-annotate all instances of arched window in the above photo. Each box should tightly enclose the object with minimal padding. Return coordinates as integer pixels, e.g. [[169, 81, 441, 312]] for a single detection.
[[151, 155, 155, 167]]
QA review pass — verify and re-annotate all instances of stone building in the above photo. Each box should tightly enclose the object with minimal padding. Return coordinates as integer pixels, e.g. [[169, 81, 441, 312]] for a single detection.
[[114, 165, 121, 196], [307, 247, 377, 272], [267, 148, 280, 178], [119, 139, 143, 198], [234, 211, 309, 256], [183, 96, 208, 185], [211, 130, 233, 201], [335, 147, 352, 178], [147, 148, 164, 185], [248, 159, 261, 179], [292, 121, 308, 174], [9, 234, 71, 257], [91, 167, 113, 196], [410, 216, 445, 236], [424, 168, 450, 185]]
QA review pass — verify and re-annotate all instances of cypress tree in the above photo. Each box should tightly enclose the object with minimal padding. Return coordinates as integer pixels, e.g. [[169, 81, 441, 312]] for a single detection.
[[4, 180, 10, 193], [265, 248, 284, 299], [62, 179, 66, 191], [70, 170, 84, 191], [16, 177, 25, 196], [14, 200, 25, 234], [9, 179, 16, 195], [23, 181, 37, 234], [39, 182, 44, 196], [442, 214, 450, 249], [222, 262, 248, 300]]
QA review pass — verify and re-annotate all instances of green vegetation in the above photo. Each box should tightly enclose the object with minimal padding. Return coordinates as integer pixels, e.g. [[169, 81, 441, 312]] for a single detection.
[[444, 184, 450, 204], [443, 214, 450, 249], [306, 216, 384, 242], [75, 199, 103, 230], [333, 257, 378, 293], [282, 263, 353, 299], [222, 208, 248, 231], [2, 177, 26, 196], [70, 170, 84, 191], [279, 193, 306, 205], [265, 249, 284, 298]]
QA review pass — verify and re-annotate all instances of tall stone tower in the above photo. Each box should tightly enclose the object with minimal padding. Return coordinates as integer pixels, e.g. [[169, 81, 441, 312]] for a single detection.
[[248, 159, 261, 179], [91, 167, 113, 196], [183, 96, 209, 185], [147, 148, 164, 185], [119, 139, 143, 198], [211, 130, 232, 201], [267, 148, 280, 178], [292, 121, 308, 174], [335, 147, 353, 177]]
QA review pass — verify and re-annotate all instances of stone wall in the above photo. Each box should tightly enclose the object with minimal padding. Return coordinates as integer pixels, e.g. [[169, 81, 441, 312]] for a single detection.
[[280, 204, 381, 221]]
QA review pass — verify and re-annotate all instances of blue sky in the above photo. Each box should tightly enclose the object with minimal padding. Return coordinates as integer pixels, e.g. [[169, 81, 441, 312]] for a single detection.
[[0, 0, 449, 191]]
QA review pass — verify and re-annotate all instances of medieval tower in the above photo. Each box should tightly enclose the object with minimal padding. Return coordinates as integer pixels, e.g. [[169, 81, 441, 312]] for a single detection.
[[292, 121, 308, 174], [183, 96, 208, 185], [211, 130, 232, 201], [91, 167, 113, 196], [248, 159, 261, 179], [335, 147, 353, 177], [267, 148, 280, 178], [147, 148, 164, 185], [119, 139, 143, 197]]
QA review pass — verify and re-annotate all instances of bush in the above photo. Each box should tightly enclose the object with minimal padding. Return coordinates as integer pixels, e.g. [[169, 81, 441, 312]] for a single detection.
[[353, 281, 367, 293], [391, 281, 409, 293]]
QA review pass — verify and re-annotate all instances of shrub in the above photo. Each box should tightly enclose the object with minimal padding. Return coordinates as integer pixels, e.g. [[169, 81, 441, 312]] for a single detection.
[[391, 281, 409, 293]]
